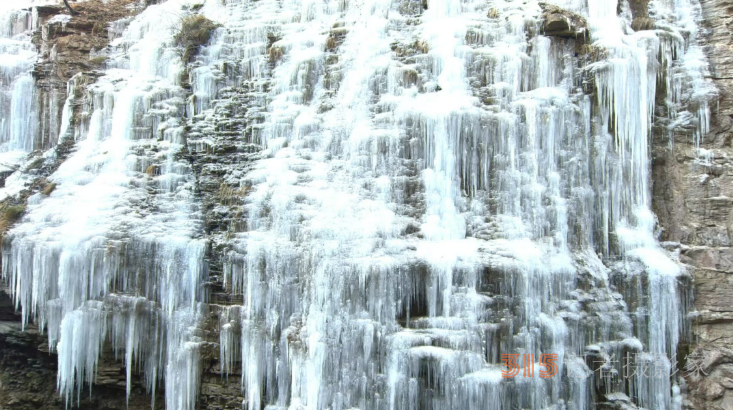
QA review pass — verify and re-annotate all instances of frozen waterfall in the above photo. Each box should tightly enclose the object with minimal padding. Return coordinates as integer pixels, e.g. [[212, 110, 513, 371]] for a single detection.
[[0, 0, 717, 408], [0, 4, 39, 195]]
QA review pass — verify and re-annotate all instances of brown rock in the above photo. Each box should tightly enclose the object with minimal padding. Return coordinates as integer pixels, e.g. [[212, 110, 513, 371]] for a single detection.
[[706, 382, 726, 400], [539, 2, 588, 39], [719, 377, 733, 389], [653, 0, 733, 407]]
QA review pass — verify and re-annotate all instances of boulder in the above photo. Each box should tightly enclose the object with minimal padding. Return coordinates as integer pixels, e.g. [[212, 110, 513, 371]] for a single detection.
[[539, 2, 588, 39]]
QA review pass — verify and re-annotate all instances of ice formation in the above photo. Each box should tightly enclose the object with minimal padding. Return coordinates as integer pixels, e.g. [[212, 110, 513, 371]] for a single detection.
[[0, 0, 718, 408]]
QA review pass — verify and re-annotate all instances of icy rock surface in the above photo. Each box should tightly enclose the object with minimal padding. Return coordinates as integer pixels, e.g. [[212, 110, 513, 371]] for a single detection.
[[0, 6, 38, 159], [0, 0, 719, 408]]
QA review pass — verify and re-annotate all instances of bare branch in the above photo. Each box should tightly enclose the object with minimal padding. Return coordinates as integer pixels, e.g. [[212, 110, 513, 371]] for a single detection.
[[61, 0, 79, 15]]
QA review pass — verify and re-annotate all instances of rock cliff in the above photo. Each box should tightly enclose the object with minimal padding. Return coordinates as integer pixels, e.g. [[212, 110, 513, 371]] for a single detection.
[[653, 0, 733, 407], [0, 0, 730, 409]]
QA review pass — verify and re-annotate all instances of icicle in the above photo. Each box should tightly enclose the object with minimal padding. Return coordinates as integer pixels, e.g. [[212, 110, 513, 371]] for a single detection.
[[0, 0, 717, 407]]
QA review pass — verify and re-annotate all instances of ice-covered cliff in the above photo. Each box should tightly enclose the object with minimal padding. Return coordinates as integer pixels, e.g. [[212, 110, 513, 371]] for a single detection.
[[0, 0, 720, 408]]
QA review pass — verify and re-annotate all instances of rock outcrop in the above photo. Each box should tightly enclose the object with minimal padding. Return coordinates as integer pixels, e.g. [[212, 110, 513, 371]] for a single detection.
[[651, 0, 733, 407], [539, 2, 588, 39], [0, 290, 162, 410]]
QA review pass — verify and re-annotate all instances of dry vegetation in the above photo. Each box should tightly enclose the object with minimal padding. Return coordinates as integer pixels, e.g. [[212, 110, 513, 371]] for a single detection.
[[145, 165, 161, 177], [325, 25, 348, 52], [60, 0, 143, 22], [25, 157, 44, 171], [269, 45, 285, 63], [89, 55, 107, 65], [0, 204, 25, 233], [174, 14, 220, 63], [631, 17, 655, 31], [42, 183, 56, 196], [219, 183, 249, 206], [415, 39, 429, 54], [579, 43, 609, 62], [325, 36, 338, 51]]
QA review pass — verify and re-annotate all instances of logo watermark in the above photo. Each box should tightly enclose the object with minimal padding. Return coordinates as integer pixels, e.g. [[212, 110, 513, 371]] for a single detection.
[[500, 351, 707, 379]]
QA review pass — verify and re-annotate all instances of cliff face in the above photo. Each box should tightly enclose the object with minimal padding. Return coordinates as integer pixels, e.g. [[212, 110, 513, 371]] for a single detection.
[[0, 0, 728, 409], [0, 2, 164, 409], [653, 0, 733, 406]]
